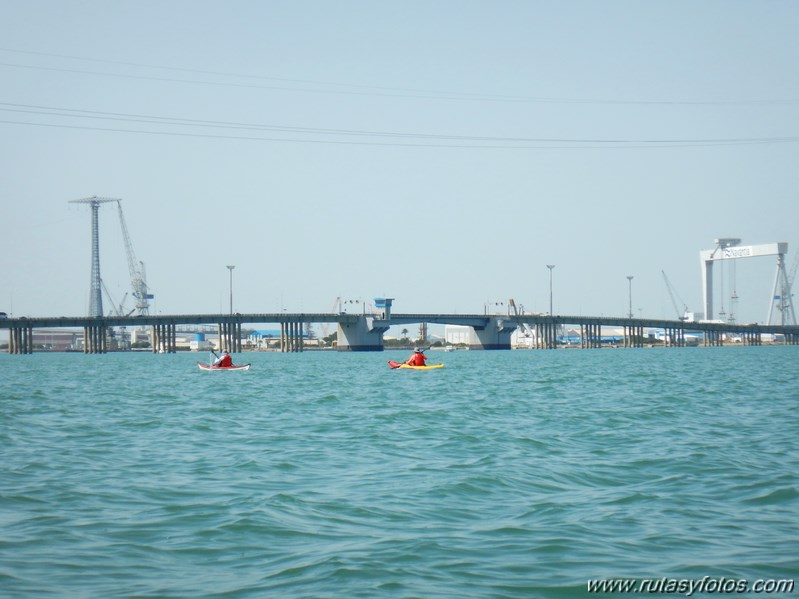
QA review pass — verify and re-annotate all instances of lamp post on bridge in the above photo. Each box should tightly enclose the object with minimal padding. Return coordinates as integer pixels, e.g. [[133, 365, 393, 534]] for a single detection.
[[546, 265, 555, 316], [627, 275, 634, 319], [227, 265, 235, 315]]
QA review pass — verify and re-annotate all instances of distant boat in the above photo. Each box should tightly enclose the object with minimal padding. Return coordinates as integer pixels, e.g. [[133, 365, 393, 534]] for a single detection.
[[444, 345, 454, 352]]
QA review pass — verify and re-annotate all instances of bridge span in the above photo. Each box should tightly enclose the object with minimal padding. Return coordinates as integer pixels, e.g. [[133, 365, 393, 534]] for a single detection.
[[3, 311, 799, 354]]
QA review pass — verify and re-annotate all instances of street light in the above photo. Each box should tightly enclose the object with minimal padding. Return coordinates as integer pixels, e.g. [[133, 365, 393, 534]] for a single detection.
[[226, 265, 235, 314], [546, 265, 555, 316], [627, 275, 634, 319]]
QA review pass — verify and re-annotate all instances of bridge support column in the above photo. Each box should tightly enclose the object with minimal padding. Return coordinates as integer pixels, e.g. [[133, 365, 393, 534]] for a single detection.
[[9, 325, 34, 354], [337, 316, 389, 351], [667, 328, 684, 348], [84, 324, 107, 354], [584, 324, 601, 348], [280, 321, 304, 352], [704, 331, 723, 347], [466, 317, 517, 350], [534, 320, 556, 349], [216, 322, 241, 353], [546, 320, 557, 349], [152, 323, 176, 353], [624, 323, 641, 348], [742, 331, 761, 346]]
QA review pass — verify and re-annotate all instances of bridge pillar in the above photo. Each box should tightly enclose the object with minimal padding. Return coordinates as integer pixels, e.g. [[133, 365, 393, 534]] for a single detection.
[[539, 320, 557, 349], [704, 330, 723, 347], [218, 321, 241, 353], [337, 316, 389, 351], [152, 323, 177, 353], [9, 324, 34, 354], [467, 317, 517, 350], [625, 324, 644, 348], [582, 323, 602, 348], [83, 324, 107, 353], [280, 321, 305, 352]]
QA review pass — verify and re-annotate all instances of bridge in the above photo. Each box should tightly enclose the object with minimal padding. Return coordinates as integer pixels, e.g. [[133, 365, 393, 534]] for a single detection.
[[3, 310, 799, 354]]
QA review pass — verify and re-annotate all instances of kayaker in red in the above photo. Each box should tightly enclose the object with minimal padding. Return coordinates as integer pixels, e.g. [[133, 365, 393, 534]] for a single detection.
[[405, 348, 427, 367], [214, 350, 233, 367]]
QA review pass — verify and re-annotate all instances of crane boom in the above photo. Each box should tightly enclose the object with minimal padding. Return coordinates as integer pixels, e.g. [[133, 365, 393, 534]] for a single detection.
[[116, 200, 152, 316], [661, 270, 689, 321]]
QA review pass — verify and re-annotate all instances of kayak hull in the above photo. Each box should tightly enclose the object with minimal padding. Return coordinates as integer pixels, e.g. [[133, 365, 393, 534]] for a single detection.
[[197, 362, 251, 371], [388, 360, 444, 370]]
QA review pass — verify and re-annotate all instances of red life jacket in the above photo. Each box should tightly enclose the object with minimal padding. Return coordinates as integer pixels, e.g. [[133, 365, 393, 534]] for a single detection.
[[218, 354, 233, 367], [408, 352, 427, 366]]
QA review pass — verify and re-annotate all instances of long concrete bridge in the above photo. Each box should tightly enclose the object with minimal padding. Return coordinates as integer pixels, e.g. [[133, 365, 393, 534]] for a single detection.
[[3, 310, 799, 354]]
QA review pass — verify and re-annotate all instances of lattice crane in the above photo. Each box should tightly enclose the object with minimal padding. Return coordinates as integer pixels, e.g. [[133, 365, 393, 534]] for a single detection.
[[115, 200, 152, 316], [661, 270, 690, 321]]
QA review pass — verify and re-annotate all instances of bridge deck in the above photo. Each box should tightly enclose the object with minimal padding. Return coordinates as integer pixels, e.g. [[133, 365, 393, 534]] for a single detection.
[[3, 312, 798, 336]]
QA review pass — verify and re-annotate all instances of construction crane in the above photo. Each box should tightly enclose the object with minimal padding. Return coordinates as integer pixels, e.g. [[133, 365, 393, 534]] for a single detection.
[[70, 196, 153, 318], [100, 281, 131, 317], [661, 270, 690, 321], [508, 298, 536, 338], [319, 297, 342, 341], [115, 200, 152, 316]]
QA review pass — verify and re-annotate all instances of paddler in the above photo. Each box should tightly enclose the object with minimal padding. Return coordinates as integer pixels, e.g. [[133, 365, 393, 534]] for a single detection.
[[405, 347, 428, 367], [213, 350, 233, 367]]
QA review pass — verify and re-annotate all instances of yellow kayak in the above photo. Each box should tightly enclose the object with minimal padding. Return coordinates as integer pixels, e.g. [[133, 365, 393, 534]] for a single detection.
[[388, 360, 444, 370]]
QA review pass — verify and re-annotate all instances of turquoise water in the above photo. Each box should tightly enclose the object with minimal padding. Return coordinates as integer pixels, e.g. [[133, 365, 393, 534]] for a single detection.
[[1, 347, 797, 597]]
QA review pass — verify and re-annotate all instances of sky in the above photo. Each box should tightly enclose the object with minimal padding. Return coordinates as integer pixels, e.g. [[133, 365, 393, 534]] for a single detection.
[[2, 0, 798, 328]]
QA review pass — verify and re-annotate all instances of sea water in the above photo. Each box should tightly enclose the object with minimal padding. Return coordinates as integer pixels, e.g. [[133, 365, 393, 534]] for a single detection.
[[1, 347, 797, 598]]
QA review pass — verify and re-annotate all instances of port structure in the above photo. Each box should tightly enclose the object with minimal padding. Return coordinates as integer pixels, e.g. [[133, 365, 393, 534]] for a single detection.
[[69, 197, 117, 317], [661, 270, 692, 321], [700, 238, 795, 325], [69, 196, 152, 318], [115, 200, 152, 316]]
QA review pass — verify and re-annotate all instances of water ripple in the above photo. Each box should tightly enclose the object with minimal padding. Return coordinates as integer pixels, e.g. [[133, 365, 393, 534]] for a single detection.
[[1, 347, 797, 597]]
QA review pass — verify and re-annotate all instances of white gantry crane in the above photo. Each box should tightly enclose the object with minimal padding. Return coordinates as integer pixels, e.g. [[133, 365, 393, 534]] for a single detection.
[[699, 238, 795, 325]]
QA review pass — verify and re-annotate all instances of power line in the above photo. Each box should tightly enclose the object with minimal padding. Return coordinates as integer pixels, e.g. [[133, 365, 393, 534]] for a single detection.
[[3, 118, 796, 149], [1, 101, 798, 147], [2, 47, 798, 106]]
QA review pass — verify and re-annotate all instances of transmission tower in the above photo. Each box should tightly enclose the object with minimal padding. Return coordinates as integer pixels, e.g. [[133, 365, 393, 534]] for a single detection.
[[69, 196, 119, 317]]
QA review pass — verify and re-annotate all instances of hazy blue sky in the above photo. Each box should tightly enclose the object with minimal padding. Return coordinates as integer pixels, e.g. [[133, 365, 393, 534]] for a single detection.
[[2, 1, 798, 326]]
